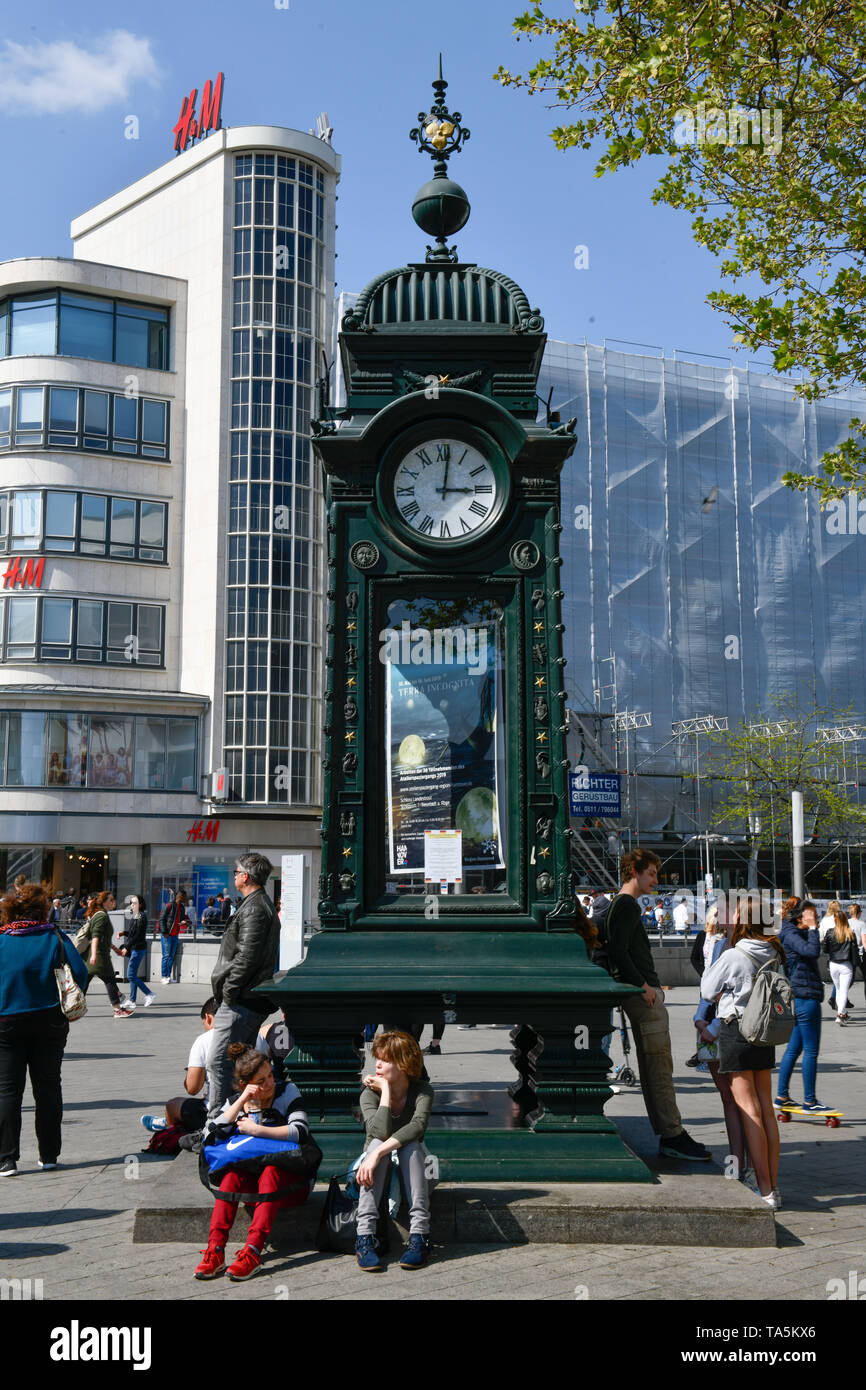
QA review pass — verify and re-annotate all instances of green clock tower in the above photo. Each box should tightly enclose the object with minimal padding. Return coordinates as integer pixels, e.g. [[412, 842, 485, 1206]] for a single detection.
[[269, 64, 649, 1182]]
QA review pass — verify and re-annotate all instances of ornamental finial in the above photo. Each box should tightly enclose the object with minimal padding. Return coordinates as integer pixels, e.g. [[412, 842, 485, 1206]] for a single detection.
[[409, 58, 471, 263], [409, 54, 471, 178]]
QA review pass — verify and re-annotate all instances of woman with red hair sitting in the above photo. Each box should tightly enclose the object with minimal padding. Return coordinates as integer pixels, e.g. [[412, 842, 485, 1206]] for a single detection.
[[355, 1030, 434, 1272]]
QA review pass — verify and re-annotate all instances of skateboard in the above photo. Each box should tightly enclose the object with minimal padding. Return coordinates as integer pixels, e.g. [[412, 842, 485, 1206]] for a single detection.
[[777, 1104, 843, 1128]]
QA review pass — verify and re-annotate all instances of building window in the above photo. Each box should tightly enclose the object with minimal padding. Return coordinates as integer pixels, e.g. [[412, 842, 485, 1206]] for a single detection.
[[0, 710, 198, 789], [0, 597, 165, 667], [0, 384, 169, 459], [0, 489, 167, 563], [227, 148, 329, 804], [1, 292, 168, 369]]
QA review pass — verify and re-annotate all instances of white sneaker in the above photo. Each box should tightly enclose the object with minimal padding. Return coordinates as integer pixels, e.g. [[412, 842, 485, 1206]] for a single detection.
[[144, 994, 156, 1007], [760, 1192, 778, 1211], [122, 999, 136, 1011], [161, 977, 170, 985]]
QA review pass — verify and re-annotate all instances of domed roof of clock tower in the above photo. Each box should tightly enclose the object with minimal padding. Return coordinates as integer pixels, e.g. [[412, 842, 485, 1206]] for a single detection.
[[341, 262, 544, 334]]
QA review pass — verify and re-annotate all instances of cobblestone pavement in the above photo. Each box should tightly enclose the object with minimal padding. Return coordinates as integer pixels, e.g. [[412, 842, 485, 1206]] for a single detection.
[[1, 976, 864, 1303]]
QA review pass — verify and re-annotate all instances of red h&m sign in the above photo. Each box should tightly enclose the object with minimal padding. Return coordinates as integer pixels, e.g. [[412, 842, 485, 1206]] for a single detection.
[[2, 557, 44, 589], [173, 72, 224, 154], [186, 819, 220, 844]]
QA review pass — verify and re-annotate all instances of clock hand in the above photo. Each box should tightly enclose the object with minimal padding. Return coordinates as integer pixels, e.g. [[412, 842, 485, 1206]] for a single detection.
[[436, 453, 451, 498], [442, 487, 472, 494]]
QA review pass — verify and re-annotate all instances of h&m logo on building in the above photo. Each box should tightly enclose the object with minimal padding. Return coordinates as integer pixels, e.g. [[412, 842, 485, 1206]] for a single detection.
[[825, 492, 866, 535], [173, 72, 224, 154], [186, 819, 220, 844], [2, 557, 44, 589]]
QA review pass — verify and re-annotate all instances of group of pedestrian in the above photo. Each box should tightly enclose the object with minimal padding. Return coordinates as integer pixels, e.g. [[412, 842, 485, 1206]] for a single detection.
[[687, 888, 865, 1211], [587, 851, 866, 1215]]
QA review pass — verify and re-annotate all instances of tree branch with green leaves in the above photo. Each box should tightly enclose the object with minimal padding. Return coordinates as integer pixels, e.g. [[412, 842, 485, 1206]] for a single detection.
[[496, 1, 866, 502]]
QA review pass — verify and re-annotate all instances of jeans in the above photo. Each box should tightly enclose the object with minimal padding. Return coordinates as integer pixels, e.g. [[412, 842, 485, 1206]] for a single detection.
[[621, 990, 683, 1139], [777, 997, 822, 1103], [127, 948, 152, 1003], [160, 935, 180, 980], [355, 1139, 432, 1236], [0, 1006, 69, 1163], [206, 1001, 262, 1118]]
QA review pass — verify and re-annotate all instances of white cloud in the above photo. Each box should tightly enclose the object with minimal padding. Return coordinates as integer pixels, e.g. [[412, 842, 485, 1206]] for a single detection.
[[0, 31, 158, 116]]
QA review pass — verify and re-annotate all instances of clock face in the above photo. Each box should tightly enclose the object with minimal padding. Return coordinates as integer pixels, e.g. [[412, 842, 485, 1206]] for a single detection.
[[392, 438, 497, 541]]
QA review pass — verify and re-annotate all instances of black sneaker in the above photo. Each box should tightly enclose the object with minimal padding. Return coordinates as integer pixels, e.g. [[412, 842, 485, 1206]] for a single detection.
[[659, 1130, 712, 1162], [0, 1159, 17, 1177], [684, 1052, 700, 1068], [424, 1043, 441, 1056]]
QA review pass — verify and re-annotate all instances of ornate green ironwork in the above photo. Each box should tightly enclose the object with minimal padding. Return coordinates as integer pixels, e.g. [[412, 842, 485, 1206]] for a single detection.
[[264, 69, 650, 1182]]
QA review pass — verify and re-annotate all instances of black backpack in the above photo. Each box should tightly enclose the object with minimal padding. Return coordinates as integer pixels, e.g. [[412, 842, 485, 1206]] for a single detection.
[[588, 896, 615, 974]]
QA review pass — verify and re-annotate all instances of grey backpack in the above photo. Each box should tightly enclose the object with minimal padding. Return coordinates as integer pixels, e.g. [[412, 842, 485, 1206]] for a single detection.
[[736, 945, 795, 1047]]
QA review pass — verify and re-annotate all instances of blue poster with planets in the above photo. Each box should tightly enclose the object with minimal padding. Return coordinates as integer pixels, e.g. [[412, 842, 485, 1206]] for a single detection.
[[385, 618, 504, 874]]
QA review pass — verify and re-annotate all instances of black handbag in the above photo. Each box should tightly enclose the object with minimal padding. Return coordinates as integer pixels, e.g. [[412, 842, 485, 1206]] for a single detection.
[[315, 1173, 391, 1254]]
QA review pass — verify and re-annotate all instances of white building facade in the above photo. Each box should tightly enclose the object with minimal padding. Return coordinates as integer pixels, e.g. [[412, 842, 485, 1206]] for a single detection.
[[1, 125, 340, 922]]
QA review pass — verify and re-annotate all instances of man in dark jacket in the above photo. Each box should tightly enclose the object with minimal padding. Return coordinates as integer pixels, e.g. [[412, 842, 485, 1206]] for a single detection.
[[600, 848, 711, 1162], [206, 853, 279, 1117]]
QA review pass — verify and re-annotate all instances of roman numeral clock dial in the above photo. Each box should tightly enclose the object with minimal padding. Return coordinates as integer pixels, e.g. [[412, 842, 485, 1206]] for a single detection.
[[392, 438, 498, 542]]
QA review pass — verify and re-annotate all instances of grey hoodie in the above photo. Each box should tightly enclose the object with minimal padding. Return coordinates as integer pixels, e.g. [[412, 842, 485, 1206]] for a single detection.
[[700, 939, 782, 1021]]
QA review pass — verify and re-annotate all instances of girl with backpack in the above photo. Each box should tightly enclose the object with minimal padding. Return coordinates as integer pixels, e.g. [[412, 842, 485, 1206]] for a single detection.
[[194, 1042, 313, 1283], [700, 900, 788, 1210], [824, 906, 859, 1024]]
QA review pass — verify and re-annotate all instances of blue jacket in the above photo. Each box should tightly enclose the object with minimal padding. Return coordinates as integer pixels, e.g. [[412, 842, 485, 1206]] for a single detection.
[[694, 936, 726, 1025], [0, 926, 89, 1016], [779, 920, 823, 1001]]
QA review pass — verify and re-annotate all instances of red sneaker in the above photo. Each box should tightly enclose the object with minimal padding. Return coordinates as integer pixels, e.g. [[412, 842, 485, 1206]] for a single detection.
[[193, 1245, 225, 1280], [226, 1245, 262, 1281]]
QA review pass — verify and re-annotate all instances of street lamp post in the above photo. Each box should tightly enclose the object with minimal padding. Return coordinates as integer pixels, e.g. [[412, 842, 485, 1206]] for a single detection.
[[672, 716, 728, 892], [748, 720, 800, 895], [613, 709, 652, 851]]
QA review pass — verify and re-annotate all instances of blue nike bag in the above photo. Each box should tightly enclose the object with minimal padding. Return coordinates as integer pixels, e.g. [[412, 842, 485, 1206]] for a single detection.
[[199, 1128, 323, 1200]]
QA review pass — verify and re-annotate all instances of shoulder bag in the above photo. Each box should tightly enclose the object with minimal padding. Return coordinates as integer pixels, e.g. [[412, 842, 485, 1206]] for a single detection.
[[54, 930, 87, 1022]]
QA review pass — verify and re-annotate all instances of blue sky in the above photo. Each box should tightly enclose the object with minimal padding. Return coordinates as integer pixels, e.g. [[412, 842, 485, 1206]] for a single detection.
[[0, 0, 753, 361]]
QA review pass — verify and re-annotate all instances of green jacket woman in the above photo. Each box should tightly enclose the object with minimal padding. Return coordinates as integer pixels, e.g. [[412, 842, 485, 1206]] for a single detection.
[[79, 891, 130, 1016]]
